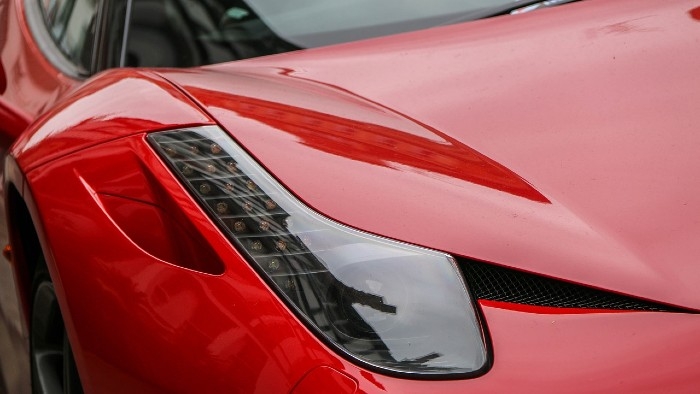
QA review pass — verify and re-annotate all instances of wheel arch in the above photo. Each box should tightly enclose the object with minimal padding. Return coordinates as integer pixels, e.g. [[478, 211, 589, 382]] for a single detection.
[[5, 154, 50, 328]]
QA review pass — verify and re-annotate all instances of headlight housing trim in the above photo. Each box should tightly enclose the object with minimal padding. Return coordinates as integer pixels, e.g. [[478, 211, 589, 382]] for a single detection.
[[148, 126, 490, 379]]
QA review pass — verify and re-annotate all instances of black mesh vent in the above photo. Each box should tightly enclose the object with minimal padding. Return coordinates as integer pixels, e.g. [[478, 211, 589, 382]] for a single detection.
[[459, 259, 684, 312]]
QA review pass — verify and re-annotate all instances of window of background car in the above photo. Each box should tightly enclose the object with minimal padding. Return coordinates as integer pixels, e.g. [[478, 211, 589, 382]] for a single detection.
[[40, 0, 73, 39], [247, 0, 520, 47], [93, 0, 127, 71], [120, 0, 523, 68], [25, 0, 103, 79], [37, 0, 98, 74], [121, 0, 297, 67]]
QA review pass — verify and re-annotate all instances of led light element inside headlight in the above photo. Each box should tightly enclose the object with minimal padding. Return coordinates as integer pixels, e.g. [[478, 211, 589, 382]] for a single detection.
[[148, 126, 488, 377]]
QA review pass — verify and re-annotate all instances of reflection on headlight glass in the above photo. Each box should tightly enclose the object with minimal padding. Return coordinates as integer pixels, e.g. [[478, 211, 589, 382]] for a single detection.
[[148, 126, 488, 376]]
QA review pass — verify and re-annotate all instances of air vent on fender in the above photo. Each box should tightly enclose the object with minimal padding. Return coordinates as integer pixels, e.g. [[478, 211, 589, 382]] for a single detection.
[[459, 258, 687, 312], [74, 137, 225, 275]]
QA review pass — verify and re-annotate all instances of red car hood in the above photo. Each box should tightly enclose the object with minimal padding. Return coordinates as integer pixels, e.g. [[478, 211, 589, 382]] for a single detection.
[[162, 0, 700, 309]]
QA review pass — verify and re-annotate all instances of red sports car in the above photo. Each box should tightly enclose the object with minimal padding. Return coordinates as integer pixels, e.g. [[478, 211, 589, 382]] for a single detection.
[[2, 0, 700, 392]]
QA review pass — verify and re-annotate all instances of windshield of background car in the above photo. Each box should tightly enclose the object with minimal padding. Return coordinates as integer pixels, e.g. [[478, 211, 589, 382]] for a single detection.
[[39, 0, 98, 73], [123, 0, 520, 67], [244, 0, 518, 47]]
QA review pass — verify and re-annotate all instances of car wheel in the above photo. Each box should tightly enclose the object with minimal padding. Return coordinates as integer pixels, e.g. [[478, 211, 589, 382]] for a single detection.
[[31, 261, 83, 394]]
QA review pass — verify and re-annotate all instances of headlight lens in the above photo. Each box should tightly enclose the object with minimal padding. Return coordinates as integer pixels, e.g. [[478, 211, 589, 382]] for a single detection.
[[148, 126, 488, 377]]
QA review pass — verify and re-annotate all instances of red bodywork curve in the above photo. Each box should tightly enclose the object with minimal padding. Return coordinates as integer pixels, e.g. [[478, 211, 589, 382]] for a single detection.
[[163, 0, 700, 309], [3, 0, 700, 392], [181, 85, 549, 203], [0, 0, 80, 121], [15, 133, 700, 393], [11, 68, 215, 172]]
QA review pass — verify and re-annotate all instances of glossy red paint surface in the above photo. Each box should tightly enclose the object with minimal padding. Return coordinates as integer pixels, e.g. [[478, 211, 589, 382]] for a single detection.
[[0, 0, 31, 138], [16, 133, 700, 393], [11, 68, 215, 172], [291, 366, 357, 394], [347, 303, 700, 393], [2, 0, 700, 392], [164, 0, 700, 310], [0, 0, 78, 124], [21, 135, 335, 393], [0, 98, 31, 140]]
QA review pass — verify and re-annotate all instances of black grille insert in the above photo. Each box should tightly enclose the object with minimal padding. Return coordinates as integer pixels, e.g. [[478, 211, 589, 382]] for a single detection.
[[459, 259, 685, 312]]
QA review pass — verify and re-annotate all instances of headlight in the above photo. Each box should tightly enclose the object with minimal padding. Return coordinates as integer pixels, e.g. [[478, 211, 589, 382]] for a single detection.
[[148, 126, 488, 377]]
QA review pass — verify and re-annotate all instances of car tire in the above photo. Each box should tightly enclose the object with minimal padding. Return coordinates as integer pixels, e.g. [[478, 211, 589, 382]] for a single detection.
[[30, 259, 83, 394]]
